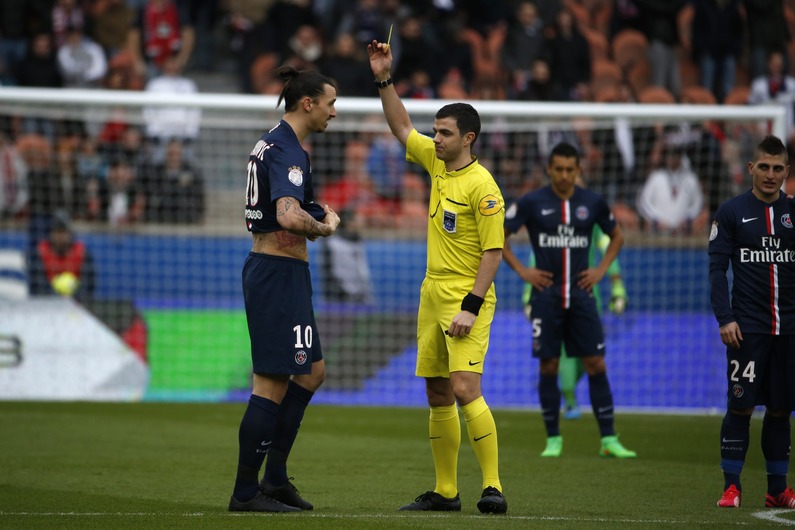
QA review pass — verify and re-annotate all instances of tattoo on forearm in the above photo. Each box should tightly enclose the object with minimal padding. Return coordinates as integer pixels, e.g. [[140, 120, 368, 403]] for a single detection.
[[277, 197, 331, 236], [276, 197, 296, 217], [302, 213, 332, 236]]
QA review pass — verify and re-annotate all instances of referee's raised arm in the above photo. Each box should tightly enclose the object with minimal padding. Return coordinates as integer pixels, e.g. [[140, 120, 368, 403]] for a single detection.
[[367, 40, 413, 146]]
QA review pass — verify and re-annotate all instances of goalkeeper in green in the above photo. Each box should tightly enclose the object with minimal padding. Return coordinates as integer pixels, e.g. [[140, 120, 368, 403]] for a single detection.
[[522, 226, 627, 420]]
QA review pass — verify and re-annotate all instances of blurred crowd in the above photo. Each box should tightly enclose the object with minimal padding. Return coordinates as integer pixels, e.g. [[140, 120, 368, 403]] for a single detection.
[[4, 0, 793, 103], [2, 0, 795, 237]]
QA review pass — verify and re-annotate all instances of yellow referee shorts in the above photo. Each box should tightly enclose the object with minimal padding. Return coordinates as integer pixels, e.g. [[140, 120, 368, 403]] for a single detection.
[[416, 276, 496, 378]]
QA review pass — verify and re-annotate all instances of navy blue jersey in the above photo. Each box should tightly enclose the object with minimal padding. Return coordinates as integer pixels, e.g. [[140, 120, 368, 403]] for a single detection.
[[505, 185, 616, 308], [244, 120, 326, 232], [709, 190, 795, 335]]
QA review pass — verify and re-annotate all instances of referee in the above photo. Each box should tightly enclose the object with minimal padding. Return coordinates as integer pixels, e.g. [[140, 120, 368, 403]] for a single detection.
[[368, 39, 508, 514], [229, 66, 340, 512]]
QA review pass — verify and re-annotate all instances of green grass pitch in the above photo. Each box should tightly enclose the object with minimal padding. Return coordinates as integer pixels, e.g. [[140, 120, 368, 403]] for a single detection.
[[1, 402, 793, 528]]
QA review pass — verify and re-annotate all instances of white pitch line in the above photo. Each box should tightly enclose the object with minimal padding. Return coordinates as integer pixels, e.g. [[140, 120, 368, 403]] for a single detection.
[[752, 509, 795, 525], [0, 511, 756, 525]]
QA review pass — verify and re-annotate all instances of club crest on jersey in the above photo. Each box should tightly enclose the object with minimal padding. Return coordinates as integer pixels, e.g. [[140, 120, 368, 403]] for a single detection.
[[575, 205, 589, 220], [782, 213, 793, 229], [732, 383, 744, 398], [478, 194, 502, 216], [443, 210, 457, 233], [709, 221, 718, 241], [288, 166, 303, 186], [295, 350, 307, 365]]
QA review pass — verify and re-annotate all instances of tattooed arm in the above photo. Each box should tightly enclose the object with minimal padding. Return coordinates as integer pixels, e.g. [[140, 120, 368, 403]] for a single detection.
[[275, 196, 340, 238]]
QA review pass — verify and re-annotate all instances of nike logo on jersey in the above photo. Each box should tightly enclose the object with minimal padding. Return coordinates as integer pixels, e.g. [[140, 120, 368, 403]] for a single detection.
[[596, 342, 605, 349], [721, 438, 743, 443], [541, 208, 556, 215], [468, 360, 482, 366], [742, 217, 757, 223], [430, 436, 442, 440], [474, 433, 493, 442]]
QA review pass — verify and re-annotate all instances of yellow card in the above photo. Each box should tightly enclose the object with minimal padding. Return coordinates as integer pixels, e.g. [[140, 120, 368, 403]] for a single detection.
[[385, 23, 393, 52]]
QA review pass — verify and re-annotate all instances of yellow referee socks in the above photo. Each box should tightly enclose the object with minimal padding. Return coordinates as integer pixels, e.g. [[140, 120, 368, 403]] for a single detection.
[[429, 403, 461, 499], [461, 396, 502, 492]]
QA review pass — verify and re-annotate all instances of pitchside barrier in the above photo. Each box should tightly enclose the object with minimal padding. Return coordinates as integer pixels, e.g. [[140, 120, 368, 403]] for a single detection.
[[0, 87, 786, 411]]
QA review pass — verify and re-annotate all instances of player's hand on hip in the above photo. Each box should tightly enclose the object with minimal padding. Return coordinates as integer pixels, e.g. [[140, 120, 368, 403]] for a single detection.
[[524, 267, 553, 291], [447, 311, 475, 337], [577, 268, 604, 291], [720, 322, 743, 349]]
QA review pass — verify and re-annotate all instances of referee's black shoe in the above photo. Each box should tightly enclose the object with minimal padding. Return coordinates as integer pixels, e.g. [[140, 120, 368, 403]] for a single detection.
[[228, 491, 301, 512], [399, 491, 461, 511], [261, 478, 314, 510], [476, 486, 507, 514]]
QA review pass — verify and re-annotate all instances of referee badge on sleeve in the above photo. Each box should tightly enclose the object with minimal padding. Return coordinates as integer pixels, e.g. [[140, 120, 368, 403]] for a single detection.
[[709, 221, 718, 241], [478, 194, 502, 216]]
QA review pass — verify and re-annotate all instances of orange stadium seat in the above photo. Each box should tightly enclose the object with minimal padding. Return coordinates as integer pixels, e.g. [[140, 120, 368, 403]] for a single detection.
[[678, 54, 701, 90], [592, 0, 613, 35], [593, 84, 621, 103], [680, 85, 717, 105], [249, 53, 278, 94], [611, 29, 648, 71], [677, 3, 694, 47], [787, 6, 795, 67], [582, 27, 609, 61], [590, 58, 622, 94], [723, 85, 750, 105], [626, 58, 650, 95], [567, 1, 592, 32], [637, 86, 676, 104]]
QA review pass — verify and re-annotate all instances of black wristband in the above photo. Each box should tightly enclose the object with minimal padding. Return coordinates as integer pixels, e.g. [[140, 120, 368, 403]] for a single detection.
[[461, 292, 484, 316], [375, 78, 393, 89]]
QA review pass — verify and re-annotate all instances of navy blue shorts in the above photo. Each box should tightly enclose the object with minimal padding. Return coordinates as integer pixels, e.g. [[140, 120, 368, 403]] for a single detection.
[[529, 291, 605, 359], [725, 333, 795, 410], [242, 252, 323, 375]]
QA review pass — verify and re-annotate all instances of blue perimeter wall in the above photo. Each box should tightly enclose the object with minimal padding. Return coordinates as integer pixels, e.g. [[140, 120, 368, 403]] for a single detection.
[[0, 232, 727, 411], [0, 231, 713, 312]]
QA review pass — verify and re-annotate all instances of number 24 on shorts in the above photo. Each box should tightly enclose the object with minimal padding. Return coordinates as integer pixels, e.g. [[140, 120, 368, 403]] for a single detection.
[[729, 360, 756, 383]]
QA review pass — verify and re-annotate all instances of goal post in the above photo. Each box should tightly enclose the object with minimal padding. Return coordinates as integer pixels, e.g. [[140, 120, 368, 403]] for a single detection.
[[0, 87, 786, 411]]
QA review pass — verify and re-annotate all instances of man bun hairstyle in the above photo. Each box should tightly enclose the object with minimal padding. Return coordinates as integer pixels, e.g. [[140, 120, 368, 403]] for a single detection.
[[436, 102, 481, 145], [276, 66, 335, 112]]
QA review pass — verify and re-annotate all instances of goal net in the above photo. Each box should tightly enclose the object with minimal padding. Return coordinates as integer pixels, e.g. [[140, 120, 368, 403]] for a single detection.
[[0, 87, 785, 411]]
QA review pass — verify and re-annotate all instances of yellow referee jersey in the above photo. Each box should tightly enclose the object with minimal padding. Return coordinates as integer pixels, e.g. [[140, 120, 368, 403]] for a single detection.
[[406, 129, 505, 279]]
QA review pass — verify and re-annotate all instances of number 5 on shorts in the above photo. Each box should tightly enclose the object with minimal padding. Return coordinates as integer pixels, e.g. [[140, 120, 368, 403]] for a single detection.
[[532, 318, 541, 338]]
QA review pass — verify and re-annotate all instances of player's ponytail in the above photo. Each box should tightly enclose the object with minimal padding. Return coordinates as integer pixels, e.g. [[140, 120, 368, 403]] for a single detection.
[[276, 66, 335, 112]]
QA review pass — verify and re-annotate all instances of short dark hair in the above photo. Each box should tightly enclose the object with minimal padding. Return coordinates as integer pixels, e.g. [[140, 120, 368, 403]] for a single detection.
[[548, 142, 581, 165], [435, 103, 481, 145], [754, 135, 789, 164], [276, 66, 335, 112]]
